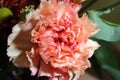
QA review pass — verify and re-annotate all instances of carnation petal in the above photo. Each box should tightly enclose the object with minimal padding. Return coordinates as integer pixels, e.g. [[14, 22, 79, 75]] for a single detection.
[[7, 0, 100, 79], [38, 60, 69, 79], [26, 46, 40, 76], [7, 22, 34, 67], [80, 13, 100, 37], [84, 39, 100, 58]]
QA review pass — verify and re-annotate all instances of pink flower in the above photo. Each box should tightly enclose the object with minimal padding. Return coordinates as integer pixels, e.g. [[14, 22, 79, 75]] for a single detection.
[[7, 0, 100, 80]]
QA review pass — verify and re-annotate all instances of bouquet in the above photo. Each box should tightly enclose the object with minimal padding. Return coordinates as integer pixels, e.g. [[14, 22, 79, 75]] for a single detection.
[[7, 0, 99, 80], [0, 0, 120, 80]]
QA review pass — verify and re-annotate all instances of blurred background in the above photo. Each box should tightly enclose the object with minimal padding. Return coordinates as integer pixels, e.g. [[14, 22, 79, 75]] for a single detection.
[[0, 0, 120, 80], [82, 0, 120, 23], [81, 0, 120, 80]]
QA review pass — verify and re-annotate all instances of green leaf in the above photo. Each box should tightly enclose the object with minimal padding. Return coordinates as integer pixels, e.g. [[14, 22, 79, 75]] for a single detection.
[[0, 7, 13, 23], [88, 10, 120, 42], [93, 39, 120, 80], [102, 65, 120, 80], [94, 40, 119, 69]]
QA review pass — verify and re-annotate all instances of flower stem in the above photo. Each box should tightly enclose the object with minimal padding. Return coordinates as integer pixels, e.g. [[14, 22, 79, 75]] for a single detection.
[[79, 0, 97, 13]]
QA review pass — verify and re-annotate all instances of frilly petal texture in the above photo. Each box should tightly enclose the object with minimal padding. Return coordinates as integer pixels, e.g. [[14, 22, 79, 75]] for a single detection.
[[7, 22, 34, 67], [7, 0, 100, 80]]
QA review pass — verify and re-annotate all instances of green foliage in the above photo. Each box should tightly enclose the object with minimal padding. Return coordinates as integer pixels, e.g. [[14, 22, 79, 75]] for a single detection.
[[102, 65, 120, 80], [94, 40, 119, 69], [88, 9, 120, 79], [92, 39, 120, 80], [88, 10, 120, 42], [19, 5, 34, 21]]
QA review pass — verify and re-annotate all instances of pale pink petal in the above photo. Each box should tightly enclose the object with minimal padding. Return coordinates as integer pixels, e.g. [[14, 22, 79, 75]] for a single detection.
[[26, 46, 40, 76], [84, 39, 100, 58], [7, 22, 34, 67], [80, 13, 100, 37], [38, 60, 69, 79], [7, 0, 100, 80]]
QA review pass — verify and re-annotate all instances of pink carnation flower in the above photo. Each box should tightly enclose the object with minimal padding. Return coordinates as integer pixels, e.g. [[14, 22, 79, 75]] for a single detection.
[[7, 0, 100, 80]]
